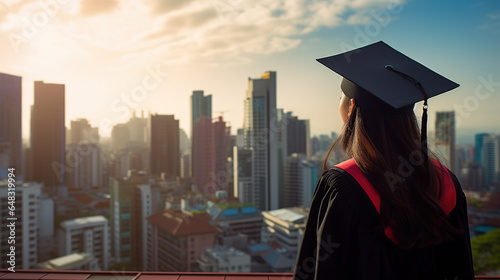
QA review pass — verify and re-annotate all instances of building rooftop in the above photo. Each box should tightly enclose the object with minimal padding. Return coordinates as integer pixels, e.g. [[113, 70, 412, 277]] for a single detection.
[[206, 246, 248, 261], [264, 208, 307, 224], [247, 244, 272, 254], [208, 203, 262, 222], [38, 253, 94, 270], [0, 270, 496, 280], [60, 216, 107, 228]]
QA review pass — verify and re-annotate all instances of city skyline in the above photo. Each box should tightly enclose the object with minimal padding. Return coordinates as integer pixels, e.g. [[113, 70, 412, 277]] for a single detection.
[[0, 0, 499, 142]]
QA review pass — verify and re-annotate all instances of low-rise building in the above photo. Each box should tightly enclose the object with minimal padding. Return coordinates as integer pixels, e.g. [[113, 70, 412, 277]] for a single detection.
[[38, 253, 99, 271], [147, 210, 218, 272], [198, 246, 251, 273], [261, 207, 308, 255]]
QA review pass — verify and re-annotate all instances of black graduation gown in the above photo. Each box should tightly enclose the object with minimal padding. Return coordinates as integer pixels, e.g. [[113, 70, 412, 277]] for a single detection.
[[293, 167, 474, 280]]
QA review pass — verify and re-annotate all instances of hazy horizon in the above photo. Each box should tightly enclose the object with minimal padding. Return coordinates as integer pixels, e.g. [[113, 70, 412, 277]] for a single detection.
[[1, 0, 499, 140]]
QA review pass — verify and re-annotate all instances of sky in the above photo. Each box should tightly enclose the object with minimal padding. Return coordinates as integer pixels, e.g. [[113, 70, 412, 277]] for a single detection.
[[1, 0, 499, 144]]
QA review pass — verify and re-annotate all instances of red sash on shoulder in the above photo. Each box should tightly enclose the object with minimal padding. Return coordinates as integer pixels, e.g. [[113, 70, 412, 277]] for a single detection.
[[335, 158, 456, 245]]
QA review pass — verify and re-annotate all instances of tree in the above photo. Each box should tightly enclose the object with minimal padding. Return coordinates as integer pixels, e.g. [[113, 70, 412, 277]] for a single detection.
[[471, 228, 500, 275]]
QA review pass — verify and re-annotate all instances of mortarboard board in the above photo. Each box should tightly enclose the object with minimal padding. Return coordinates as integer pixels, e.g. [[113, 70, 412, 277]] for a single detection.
[[316, 41, 459, 161]]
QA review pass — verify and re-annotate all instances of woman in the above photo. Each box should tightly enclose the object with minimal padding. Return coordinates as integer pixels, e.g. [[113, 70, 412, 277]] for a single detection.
[[293, 42, 474, 280]]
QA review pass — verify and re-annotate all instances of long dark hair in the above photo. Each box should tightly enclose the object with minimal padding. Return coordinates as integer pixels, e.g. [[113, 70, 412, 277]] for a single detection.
[[323, 104, 459, 248]]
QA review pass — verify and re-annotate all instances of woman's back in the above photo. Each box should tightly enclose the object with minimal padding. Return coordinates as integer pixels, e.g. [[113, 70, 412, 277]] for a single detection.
[[293, 164, 473, 280]]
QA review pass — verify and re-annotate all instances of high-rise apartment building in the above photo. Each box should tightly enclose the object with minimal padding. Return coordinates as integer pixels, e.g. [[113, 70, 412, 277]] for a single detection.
[[0, 73, 22, 179], [213, 116, 230, 192], [132, 182, 178, 271], [243, 71, 279, 211], [150, 114, 180, 179], [0, 181, 42, 269], [109, 178, 134, 266], [131, 184, 154, 271], [58, 216, 110, 270], [31, 81, 66, 189], [233, 147, 253, 204], [66, 144, 101, 189], [193, 115, 214, 195], [283, 154, 318, 208], [193, 116, 230, 197], [435, 111, 456, 174]]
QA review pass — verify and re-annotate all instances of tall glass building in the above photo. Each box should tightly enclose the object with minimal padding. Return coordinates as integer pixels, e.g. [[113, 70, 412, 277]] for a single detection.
[[243, 71, 278, 211]]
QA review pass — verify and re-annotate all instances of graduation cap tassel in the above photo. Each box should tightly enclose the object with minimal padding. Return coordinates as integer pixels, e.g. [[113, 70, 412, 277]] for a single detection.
[[421, 99, 429, 162], [384, 65, 430, 162]]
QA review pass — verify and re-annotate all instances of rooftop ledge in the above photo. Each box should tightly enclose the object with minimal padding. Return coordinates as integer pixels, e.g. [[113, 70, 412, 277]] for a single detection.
[[0, 270, 498, 280]]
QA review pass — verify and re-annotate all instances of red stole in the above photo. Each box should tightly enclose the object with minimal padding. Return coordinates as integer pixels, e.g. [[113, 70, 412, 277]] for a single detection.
[[335, 158, 456, 245]]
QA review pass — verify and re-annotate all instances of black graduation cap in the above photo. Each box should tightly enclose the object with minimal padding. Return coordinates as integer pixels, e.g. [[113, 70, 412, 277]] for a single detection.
[[316, 41, 459, 160]]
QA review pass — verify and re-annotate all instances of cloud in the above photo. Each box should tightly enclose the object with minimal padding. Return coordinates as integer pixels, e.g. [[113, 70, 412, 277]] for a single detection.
[[79, 0, 120, 17], [487, 12, 500, 20], [146, 0, 196, 15], [478, 11, 500, 30], [0, 0, 406, 68]]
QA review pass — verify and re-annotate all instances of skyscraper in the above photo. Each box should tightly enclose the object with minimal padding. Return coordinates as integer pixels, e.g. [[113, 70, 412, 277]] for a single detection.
[[191, 90, 212, 136], [31, 81, 65, 189], [193, 116, 230, 197], [213, 116, 230, 192], [475, 133, 489, 164], [286, 116, 310, 158], [481, 135, 500, 189], [150, 114, 180, 179], [435, 111, 456, 174], [193, 115, 214, 195], [243, 71, 279, 210], [0, 73, 22, 179], [70, 118, 98, 145], [191, 90, 212, 178]]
